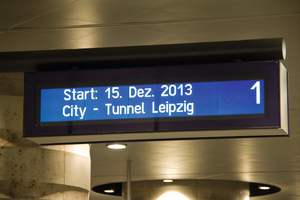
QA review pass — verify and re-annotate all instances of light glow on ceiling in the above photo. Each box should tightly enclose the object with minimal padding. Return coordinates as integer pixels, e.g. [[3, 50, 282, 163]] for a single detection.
[[244, 196, 250, 200], [104, 189, 115, 193], [259, 186, 271, 190], [106, 143, 127, 149], [157, 191, 189, 200], [163, 179, 173, 183]]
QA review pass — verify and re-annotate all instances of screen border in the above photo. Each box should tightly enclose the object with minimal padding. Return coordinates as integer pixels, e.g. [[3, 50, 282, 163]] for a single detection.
[[24, 61, 280, 139]]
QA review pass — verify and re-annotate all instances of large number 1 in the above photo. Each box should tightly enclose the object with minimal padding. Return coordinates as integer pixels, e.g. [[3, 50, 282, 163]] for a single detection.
[[251, 81, 260, 104]]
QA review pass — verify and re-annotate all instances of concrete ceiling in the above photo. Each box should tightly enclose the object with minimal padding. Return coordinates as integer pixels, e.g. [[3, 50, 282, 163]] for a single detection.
[[0, 0, 300, 199]]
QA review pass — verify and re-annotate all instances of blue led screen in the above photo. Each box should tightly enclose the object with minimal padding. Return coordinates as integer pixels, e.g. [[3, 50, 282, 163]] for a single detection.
[[40, 80, 264, 122]]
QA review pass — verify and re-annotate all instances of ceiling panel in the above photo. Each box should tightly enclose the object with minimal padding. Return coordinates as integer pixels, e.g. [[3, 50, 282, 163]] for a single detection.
[[289, 110, 300, 134], [181, 20, 282, 41], [156, 0, 266, 18], [44, 0, 150, 24], [0, 31, 70, 52], [73, 26, 175, 47], [120, 10, 199, 24], [25, 27, 102, 40], [92, 0, 176, 9], [129, 22, 211, 35], [235, 15, 300, 29], [15, 15, 96, 29], [153, 35, 207, 45], [0, 0, 75, 28]]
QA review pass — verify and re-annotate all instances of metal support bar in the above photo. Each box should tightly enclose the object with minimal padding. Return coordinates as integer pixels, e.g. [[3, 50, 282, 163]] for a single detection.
[[0, 38, 286, 72], [127, 160, 131, 200]]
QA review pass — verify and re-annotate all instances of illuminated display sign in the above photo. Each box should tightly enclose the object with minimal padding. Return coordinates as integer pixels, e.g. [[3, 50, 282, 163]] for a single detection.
[[40, 80, 264, 122], [24, 61, 288, 144]]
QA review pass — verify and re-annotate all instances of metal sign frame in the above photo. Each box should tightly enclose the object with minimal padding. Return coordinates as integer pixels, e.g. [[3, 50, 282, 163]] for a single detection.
[[24, 61, 288, 144]]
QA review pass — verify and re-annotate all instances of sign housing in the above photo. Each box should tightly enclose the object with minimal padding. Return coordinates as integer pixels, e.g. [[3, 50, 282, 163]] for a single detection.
[[24, 61, 288, 144]]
